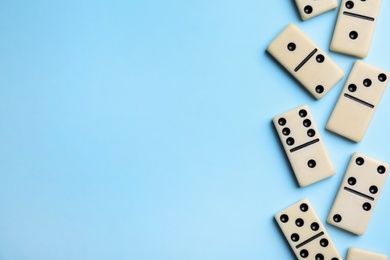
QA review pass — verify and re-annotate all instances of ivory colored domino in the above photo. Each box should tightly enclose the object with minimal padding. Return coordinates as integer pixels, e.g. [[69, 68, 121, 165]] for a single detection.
[[347, 247, 387, 260], [327, 153, 389, 235], [273, 105, 334, 187], [267, 23, 344, 99], [295, 0, 338, 20], [275, 199, 341, 260], [326, 60, 389, 142], [330, 0, 382, 58]]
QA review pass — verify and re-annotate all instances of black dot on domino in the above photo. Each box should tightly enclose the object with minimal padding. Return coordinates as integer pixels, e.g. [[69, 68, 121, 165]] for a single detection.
[[278, 118, 286, 126], [286, 137, 295, 146], [378, 73, 387, 82], [349, 31, 358, 40], [363, 78, 372, 87], [316, 253, 324, 260], [378, 165, 386, 174], [333, 214, 342, 223], [300, 249, 309, 258], [287, 42, 296, 51], [346, 1, 354, 9], [311, 222, 319, 231], [304, 5, 313, 14], [300, 203, 308, 212], [315, 85, 324, 94], [316, 54, 325, 63], [348, 84, 357, 92], [320, 238, 328, 247], [356, 157, 364, 166], [282, 127, 290, 136], [307, 159, 316, 168], [291, 233, 300, 242], [295, 218, 304, 227], [280, 214, 289, 223], [363, 202, 371, 211], [348, 177, 356, 185], [370, 185, 378, 194], [303, 119, 311, 127], [299, 109, 307, 117], [307, 129, 315, 137], [331, 258, 340, 260]]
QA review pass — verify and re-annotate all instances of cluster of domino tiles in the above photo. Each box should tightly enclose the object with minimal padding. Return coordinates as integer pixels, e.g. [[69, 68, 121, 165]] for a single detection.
[[267, 0, 390, 259]]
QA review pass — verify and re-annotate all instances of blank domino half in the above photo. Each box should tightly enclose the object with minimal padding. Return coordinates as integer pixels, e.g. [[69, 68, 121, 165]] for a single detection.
[[347, 247, 388, 260], [330, 0, 382, 58], [273, 105, 334, 187], [326, 60, 389, 142], [327, 153, 389, 235], [267, 23, 344, 99], [275, 199, 341, 260], [295, 0, 338, 21]]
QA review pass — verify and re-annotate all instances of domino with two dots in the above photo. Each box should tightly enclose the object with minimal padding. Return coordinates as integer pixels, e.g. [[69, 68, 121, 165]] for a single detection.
[[347, 247, 388, 260], [326, 60, 389, 142], [273, 105, 335, 187], [295, 0, 338, 21], [267, 23, 344, 99], [275, 198, 341, 260], [331, 0, 383, 58], [327, 153, 389, 235]]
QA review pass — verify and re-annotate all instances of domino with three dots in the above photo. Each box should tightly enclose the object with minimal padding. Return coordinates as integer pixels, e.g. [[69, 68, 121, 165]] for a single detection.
[[275, 198, 341, 260], [273, 105, 335, 187], [331, 0, 383, 58], [267, 23, 344, 99], [327, 153, 389, 235]]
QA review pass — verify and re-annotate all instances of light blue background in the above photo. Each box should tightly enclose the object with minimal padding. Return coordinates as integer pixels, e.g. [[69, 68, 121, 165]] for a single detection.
[[1, 0, 390, 259]]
